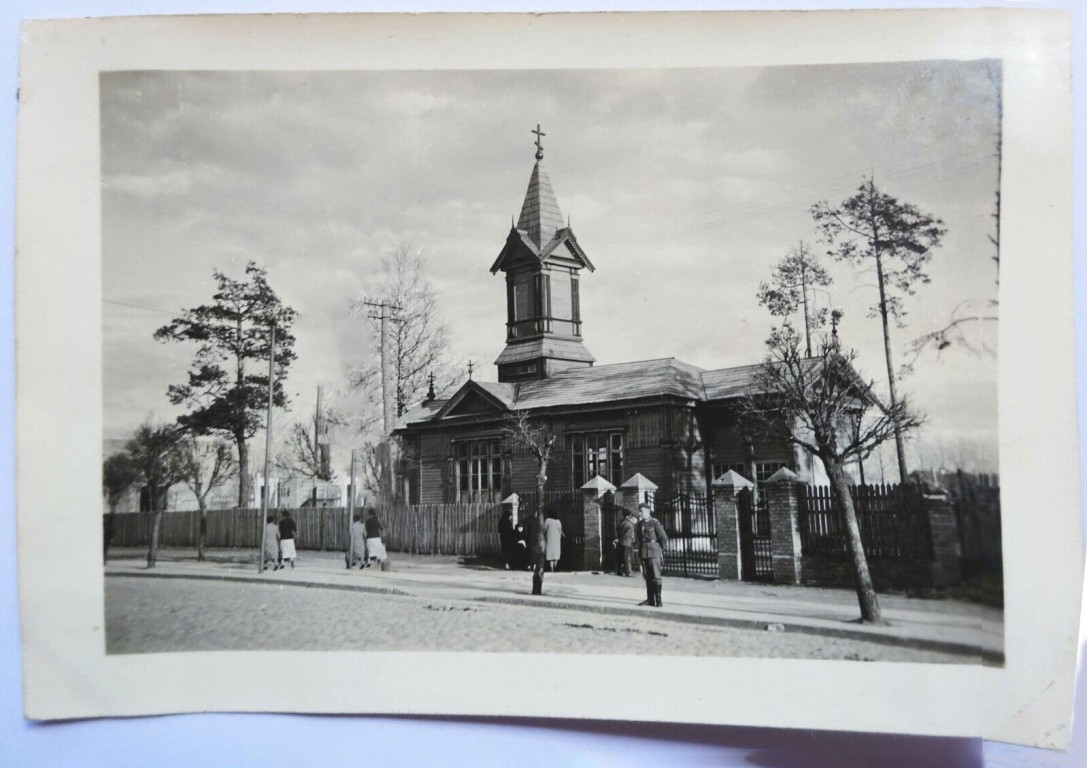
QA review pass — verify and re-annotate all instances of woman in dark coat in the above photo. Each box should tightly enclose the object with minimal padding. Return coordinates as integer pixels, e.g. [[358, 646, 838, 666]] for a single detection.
[[498, 508, 516, 570]]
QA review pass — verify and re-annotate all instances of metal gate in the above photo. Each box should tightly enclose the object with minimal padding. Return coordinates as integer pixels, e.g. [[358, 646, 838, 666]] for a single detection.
[[599, 492, 625, 573], [655, 492, 717, 578], [737, 488, 773, 582]]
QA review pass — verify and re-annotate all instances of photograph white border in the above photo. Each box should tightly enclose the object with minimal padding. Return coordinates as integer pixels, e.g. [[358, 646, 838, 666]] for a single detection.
[[14, 10, 1080, 748]]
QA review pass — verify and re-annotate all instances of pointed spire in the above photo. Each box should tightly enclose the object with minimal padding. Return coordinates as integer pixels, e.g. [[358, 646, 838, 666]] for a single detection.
[[517, 160, 564, 248]]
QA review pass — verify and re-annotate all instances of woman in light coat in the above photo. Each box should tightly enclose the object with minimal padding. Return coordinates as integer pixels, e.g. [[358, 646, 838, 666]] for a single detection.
[[262, 515, 281, 571], [543, 512, 563, 572], [348, 513, 369, 569]]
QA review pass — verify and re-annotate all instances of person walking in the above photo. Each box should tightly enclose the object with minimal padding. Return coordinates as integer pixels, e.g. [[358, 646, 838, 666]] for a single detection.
[[262, 515, 281, 572], [615, 507, 636, 577], [278, 510, 297, 569], [634, 503, 668, 607], [498, 508, 517, 570], [543, 512, 563, 572], [348, 512, 369, 569], [364, 509, 387, 566], [524, 510, 547, 595]]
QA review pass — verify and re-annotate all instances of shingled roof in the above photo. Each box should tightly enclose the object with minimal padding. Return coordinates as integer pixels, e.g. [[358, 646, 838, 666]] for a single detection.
[[397, 358, 718, 430], [394, 355, 877, 432], [516, 161, 564, 249], [699, 362, 770, 400], [516, 357, 707, 409]]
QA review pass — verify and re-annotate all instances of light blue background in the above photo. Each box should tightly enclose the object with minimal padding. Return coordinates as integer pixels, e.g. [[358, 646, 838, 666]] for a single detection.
[[1, 2, 1083, 766]]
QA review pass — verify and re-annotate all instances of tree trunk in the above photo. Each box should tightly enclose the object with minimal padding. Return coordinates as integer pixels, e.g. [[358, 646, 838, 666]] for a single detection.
[[870, 197, 909, 484], [824, 456, 883, 624], [196, 498, 208, 561], [800, 255, 812, 357], [237, 438, 250, 509], [146, 491, 164, 569]]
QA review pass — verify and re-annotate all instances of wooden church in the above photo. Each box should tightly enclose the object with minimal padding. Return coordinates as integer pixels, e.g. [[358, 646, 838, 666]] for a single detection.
[[393, 130, 819, 505]]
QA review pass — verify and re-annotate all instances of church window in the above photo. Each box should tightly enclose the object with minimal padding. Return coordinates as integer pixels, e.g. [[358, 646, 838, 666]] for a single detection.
[[756, 461, 788, 485], [711, 462, 749, 482], [571, 432, 624, 488], [455, 440, 503, 502]]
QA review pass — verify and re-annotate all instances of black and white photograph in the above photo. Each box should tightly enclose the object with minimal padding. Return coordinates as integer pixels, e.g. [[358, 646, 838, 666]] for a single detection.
[[100, 62, 1003, 663], [13, 9, 1081, 749]]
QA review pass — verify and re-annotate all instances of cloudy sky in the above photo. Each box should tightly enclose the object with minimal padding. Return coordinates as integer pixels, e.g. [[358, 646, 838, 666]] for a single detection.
[[102, 61, 1001, 470]]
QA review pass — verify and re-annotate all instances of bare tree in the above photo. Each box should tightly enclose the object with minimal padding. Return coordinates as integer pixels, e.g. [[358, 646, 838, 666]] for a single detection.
[[904, 298, 998, 372], [276, 422, 336, 483], [812, 178, 945, 482], [349, 245, 460, 435], [736, 325, 924, 624], [504, 410, 556, 595], [178, 435, 237, 560], [125, 421, 187, 568], [504, 410, 557, 504], [756, 241, 833, 356]]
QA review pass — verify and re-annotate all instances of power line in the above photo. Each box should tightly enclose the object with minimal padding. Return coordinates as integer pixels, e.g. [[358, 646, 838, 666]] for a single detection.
[[104, 298, 178, 316]]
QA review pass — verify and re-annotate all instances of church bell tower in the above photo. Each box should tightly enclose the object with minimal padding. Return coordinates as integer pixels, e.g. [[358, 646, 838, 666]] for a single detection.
[[490, 125, 595, 383]]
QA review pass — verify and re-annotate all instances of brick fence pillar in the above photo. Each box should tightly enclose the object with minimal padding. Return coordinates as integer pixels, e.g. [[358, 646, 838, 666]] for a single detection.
[[924, 489, 962, 587], [501, 493, 520, 526], [580, 475, 617, 572], [712, 470, 754, 580], [764, 467, 804, 585]]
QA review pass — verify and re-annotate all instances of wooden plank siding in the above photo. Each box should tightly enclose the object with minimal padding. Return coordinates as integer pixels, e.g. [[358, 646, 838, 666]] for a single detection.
[[400, 398, 797, 503]]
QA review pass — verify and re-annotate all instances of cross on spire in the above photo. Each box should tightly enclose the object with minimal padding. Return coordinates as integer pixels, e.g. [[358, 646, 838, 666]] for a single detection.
[[467, 360, 475, 380], [532, 123, 545, 160]]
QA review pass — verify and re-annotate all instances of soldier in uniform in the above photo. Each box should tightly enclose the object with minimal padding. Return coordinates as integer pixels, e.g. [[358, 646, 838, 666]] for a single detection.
[[635, 502, 668, 607], [615, 507, 636, 576], [524, 510, 547, 595]]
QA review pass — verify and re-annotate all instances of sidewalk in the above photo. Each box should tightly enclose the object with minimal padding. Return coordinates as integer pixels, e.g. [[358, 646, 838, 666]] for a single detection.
[[105, 547, 1004, 662]]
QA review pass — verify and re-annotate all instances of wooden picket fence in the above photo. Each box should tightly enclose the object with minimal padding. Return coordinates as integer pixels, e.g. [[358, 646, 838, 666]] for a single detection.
[[378, 502, 502, 556], [109, 502, 503, 558]]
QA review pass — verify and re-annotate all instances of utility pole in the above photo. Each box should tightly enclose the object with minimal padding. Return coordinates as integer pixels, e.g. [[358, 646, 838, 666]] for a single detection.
[[363, 299, 402, 434], [312, 384, 323, 505], [259, 321, 276, 574], [347, 447, 357, 565]]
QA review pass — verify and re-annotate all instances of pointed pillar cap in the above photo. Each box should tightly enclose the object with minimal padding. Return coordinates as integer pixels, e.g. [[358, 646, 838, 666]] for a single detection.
[[765, 467, 801, 484], [501, 493, 521, 505], [712, 469, 754, 492], [619, 473, 658, 492], [580, 475, 617, 494]]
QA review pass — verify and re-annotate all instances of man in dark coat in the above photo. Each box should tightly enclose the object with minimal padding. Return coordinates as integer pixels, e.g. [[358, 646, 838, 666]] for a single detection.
[[523, 511, 547, 595], [498, 508, 516, 570], [615, 507, 636, 576], [635, 503, 668, 607]]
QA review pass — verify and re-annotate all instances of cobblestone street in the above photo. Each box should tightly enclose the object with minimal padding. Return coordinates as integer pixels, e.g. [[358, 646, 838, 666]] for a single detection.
[[106, 576, 966, 662]]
